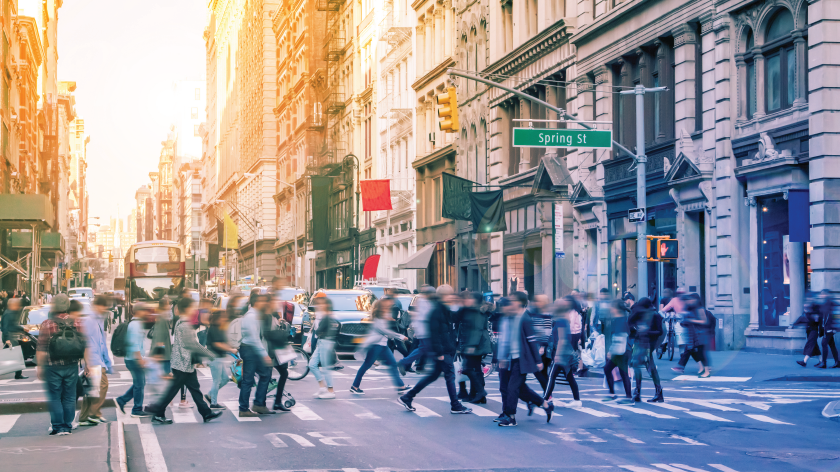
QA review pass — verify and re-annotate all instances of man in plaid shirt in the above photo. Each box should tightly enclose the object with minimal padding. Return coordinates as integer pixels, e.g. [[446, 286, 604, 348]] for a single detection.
[[37, 294, 86, 435]]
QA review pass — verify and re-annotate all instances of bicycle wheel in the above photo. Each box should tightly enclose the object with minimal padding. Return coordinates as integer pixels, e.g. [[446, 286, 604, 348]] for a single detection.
[[667, 331, 676, 361], [287, 346, 310, 380]]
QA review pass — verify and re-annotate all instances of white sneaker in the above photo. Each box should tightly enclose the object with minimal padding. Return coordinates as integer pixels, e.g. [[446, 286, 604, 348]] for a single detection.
[[317, 391, 336, 399], [313, 388, 326, 398], [179, 400, 193, 408], [566, 400, 583, 409]]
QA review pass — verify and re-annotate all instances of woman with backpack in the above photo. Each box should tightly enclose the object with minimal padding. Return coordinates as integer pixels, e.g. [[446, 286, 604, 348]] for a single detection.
[[459, 292, 491, 404], [204, 309, 237, 409], [628, 297, 664, 402], [308, 297, 340, 399]]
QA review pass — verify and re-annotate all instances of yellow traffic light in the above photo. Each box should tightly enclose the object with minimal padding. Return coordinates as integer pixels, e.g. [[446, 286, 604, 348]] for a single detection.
[[437, 86, 460, 133], [65, 269, 72, 280], [109, 253, 114, 263]]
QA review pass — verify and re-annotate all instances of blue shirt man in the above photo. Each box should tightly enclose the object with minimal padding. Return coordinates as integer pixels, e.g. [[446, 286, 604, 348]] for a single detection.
[[116, 304, 154, 418], [80, 296, 115, 424]]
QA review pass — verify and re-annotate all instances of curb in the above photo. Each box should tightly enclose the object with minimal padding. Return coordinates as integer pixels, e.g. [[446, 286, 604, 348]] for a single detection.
[[0, 398, 116, 414], [108, 420, 127, 472]]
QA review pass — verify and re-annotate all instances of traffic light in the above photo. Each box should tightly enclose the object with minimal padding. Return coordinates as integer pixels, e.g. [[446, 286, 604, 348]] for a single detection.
[[657, 239, 678, 260], [109, 252, 114, 263], [65, 269, 73, 280], [436, 86, 460, 133]]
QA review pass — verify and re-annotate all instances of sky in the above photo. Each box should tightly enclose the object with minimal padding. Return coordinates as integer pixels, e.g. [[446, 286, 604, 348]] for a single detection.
[[57, 0, 206, 227]]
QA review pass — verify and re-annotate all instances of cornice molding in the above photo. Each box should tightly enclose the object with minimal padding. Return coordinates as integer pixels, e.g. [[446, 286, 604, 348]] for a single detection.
[[484, 19, 574, 77]]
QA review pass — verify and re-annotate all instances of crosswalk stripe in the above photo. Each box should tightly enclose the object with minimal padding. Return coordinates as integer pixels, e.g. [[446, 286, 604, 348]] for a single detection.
[[600, 402, 677, 419], [290, 402, 323, 420], [197, 368, 212, 379], [429, 397, 498, 417], [138, 423, 168, 472], [649, 403, 689, 411], [574, 406, 619, 418], [171, 407, 198, 423], [486, 395, 546, 416], [402, 401, 441, 417], [744, 414, 794, 425], [119, 371, 133, 380], [670, 399, 741, 411], [669, 465, 713, 472], [687, 412, 732, 422], [708, 465, 740, 472], [115, 405, 139, 425], [672, 376, 751, 382], [341, 400, 380, 419], [223, 402, 261, 422], [0, 414, 20, 433]]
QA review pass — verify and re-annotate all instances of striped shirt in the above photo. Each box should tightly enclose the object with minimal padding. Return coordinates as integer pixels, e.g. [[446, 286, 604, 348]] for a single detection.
[[530, 311, 553, 347]]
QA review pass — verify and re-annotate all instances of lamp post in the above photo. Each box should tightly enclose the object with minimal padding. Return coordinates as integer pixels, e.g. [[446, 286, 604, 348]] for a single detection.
[[342, 154, 360, 283], [245, 173, 298, 287]]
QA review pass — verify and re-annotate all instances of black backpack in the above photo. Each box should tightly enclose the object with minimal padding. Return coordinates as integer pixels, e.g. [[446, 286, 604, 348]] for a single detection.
[[48, 318, 87, 362], [111, 321, 131, 357]]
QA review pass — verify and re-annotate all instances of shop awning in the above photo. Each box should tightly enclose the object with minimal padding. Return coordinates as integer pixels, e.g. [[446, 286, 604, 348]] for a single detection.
[[398, 243, 436, 270], [0, 194, 54, 230]]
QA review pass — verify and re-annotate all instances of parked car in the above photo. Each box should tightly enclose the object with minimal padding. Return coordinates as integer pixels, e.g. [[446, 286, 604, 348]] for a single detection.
[[306, 289, 376, 352], [275, 287, 309, 305], [7, 305, 50, 365], [354, 285, 411, 300], [68, 287, 95, 299], [213, 294, 231, 310]]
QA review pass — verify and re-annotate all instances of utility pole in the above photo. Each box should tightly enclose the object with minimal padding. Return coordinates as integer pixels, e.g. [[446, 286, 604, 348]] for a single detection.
[[619, 84, 666, 299]]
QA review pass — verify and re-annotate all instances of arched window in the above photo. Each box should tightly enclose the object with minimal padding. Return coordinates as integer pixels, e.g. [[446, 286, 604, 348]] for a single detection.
[[764, 9, 796, 112]]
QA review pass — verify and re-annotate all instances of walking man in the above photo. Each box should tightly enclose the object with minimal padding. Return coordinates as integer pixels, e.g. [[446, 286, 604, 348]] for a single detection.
[[397, 285, 434, 374], [398, 285, 472, 414], [237, 292, 276, 417], [79, 296, 114, 425], [145, 297, 222, 424], [37, 294, 86, 435], [116, 304, 155, 418]]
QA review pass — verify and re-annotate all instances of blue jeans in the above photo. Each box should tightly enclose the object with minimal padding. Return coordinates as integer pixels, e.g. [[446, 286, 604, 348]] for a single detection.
[[207, 356, 230, 405], [117, 358, 146, 414], [353, 345, 404, 389], [160, 360, 171, 374], [399, 338, 429, 367], [309, 340, 335, 388], [238, 345, 271, 411], [44, 364, 79, 432]]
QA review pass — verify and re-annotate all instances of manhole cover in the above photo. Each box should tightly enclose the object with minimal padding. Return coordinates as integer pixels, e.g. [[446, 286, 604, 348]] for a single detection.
[[746, 451, 839, 460]]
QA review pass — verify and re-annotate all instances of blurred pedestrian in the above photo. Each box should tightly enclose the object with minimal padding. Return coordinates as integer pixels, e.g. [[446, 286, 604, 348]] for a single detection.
[[628, 297, 664, 403], [398, 285, 435, 374], [542, 296, 581, 409], [265, 295, 293, 409], [144, 297, 222, 424], [815, 289, 839, 368], [79, 295, 114, 425], [151, 298, 173, 381], [352, 298, 410, 394], [399, 285, 471, 414], [603, 298, 632, 404], [676, 293, 713, 377], [236, 292, 275, 417], [204, 309, 237, 409], [116, 304, 155, 418], [309, 297, 339, 399], [459, 291, 491, 404], [37, 294, 86, 435], [1, 298, 27, 379], [528, 294, 553, 393]]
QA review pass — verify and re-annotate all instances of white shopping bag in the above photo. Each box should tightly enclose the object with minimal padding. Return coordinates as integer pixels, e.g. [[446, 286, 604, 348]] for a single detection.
[[0, 345, 25, 376], [275, 346, 297, 365]]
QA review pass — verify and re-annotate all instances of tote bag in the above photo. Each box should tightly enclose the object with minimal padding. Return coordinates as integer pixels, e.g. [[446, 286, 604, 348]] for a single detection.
[[0, 345, 25, 376]]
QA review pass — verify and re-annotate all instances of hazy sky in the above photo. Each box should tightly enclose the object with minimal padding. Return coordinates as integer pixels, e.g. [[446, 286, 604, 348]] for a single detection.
[[57, 0, 206, 227]]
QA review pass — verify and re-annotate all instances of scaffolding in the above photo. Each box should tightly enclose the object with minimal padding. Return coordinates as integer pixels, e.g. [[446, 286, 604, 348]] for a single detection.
[[316, 0, 346, 168]]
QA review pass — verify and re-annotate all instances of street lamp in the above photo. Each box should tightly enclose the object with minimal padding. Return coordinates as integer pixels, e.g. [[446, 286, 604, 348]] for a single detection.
[[244, 172, 299, 287]]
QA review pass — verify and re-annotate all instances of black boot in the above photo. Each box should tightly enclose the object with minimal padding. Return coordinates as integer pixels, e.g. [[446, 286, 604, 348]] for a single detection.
[[647, 385, 664, 403], [457, 381, 468, 400], [632, 377, 642, 402]]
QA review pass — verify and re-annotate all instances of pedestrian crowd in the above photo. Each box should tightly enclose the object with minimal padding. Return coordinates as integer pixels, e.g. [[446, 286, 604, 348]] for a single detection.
[[0, 275, 731, 434]]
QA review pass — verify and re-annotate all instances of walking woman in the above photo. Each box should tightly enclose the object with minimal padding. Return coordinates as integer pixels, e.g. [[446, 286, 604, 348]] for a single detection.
[[459, 292, 491, 404], [308, 297, 340, 399], [204, 309, 237, 409], [602, 300, 632, 404], [265, 295, 294, 410], [628, 297, 664, 402], [542, 296, 582, 410], [351, 298, 411, 394], [677, 293, 713, 378]]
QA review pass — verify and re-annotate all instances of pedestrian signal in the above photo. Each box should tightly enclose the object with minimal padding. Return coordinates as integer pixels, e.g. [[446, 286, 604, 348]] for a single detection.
[[437, 86, 460, 133], [658, 239, 678, 260]]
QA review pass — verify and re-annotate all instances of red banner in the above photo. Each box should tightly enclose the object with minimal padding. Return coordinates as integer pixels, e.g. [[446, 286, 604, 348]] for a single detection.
[[361, 254, 381, 281], [360, 180, 393, 211]]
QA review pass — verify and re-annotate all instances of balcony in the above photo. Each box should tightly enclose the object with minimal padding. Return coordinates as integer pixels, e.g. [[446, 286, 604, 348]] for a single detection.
[[378, 5, 411, 45], [324, 92, 346, 115], [315, 0, 343, 11]]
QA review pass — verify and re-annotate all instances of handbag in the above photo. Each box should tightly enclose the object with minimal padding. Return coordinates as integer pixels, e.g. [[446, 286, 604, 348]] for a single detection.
[[609, 333, 627, 356], [0, 345, 25, 376], [274, 346, 297, 365]]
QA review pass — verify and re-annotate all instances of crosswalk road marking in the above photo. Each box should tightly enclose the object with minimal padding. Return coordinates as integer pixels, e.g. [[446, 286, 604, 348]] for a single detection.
[[708, 465, 740, 472], [670, 399, 740, 411], [486, 395, 546, 416], [672, 376, 751, 382], [574, 406, 619, 418], [429, 397, 498, 417], [744, 414, 793, 425], [599, 401, 677, 419], [0, 414, 20, 433], [342, 400, 380, 419], [396, 400, 441, 417], [224, 402, 261, 422], [686, 412, 732, 422], [115, 405, 140, 425], [171, 407, 198, 423], [291, 402, 323, 420]]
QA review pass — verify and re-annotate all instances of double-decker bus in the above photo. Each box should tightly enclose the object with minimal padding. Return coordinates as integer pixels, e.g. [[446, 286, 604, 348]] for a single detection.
[[125, 240, 186, 312]]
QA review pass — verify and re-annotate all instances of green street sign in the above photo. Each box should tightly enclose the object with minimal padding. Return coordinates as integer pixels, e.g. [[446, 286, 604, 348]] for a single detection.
[[512, 128, 613, 149]]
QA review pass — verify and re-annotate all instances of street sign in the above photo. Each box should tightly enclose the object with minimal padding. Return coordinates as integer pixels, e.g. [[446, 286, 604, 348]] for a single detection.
[[512, 128, 613, 149], [628, 208, 646, 223]]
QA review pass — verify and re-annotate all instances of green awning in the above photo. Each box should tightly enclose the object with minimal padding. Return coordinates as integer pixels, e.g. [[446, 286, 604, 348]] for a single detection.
[[0, 194, 54, 230]]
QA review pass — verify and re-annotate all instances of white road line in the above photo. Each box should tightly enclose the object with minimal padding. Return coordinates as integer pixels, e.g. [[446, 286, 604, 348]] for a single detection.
[[600, 402, 676, 419], [486, 395, 545, 416], [115, 405, 139, 425], [669, 399, 740, 411], [651, 465, 689, 472], [619, 467, 663, 472], [708, 465, 740, 472], [649, 403, 689, 411], [290, 402, 323, 420], [430, 397, 498, 416], [119, 371, 133, 380], [600, 429, 645, 444], [0, 414, 20, 433], [402, 401, 441, 417], [672, 376, 751, 382], [197, 368, 212, 379], [574, 406, 620, 418], [137, 423, 169, 472], [669, 465, 715, 472], [744, 414, 794, 425], [687, 412, 732, 422], [224, 402, 261, 422], [171, 407, 198, 423], [342, 400, 380, 419]]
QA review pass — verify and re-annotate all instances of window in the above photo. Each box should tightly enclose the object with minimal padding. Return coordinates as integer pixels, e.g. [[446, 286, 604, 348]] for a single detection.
[[433, 177, 441, 223], [744, 10, 800, 117]]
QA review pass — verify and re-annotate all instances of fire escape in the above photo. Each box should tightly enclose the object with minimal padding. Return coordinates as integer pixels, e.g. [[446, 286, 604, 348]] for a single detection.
[[315, 0, 346, 169]]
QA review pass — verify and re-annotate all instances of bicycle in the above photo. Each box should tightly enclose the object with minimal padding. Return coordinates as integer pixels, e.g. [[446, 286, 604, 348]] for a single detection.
[[286, 345, 310, 380], [657, 315, 676, 361]]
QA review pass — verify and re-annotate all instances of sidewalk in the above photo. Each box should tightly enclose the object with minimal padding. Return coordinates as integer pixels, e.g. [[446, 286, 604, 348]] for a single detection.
[[656, 349, 840, 383], [0, 417, 125, 472]]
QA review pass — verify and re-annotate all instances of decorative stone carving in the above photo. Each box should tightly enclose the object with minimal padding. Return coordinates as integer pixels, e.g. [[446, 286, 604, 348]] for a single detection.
[[753, 132, 793, 162], [744, 196, 756, 207], [672, 24, 699, 47], [675, 128, 697, 163]]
